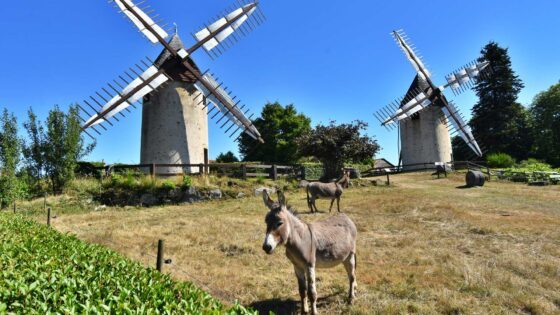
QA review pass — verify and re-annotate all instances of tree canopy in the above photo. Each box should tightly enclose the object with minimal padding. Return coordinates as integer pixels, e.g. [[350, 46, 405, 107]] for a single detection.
[[215, 151, 239, 163], [238, 102, 311, 164], [530, 81, 560, 166], [23, 105, 95, 193], [297, 120, 379, 179], [469, 42, 533, 161], [0, 109, 23, 207]]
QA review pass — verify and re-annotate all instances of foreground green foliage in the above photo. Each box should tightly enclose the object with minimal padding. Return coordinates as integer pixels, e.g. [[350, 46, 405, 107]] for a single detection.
[[0, 213, 256, 314]]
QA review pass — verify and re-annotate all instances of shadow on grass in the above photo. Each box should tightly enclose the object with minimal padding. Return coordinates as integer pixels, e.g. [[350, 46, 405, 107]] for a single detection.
[[456, 185, 475, 189], [249, 299, 298, 315], [248, 292, 342, 315]]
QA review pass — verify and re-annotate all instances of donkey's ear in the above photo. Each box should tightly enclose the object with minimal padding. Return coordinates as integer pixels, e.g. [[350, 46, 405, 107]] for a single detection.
[[277, 190, 287, 207], [262, 189, 275, 210]]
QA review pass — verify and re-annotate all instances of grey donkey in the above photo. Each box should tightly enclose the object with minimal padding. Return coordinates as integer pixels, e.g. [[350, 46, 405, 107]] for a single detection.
[[262, 190, 357, 314], [306, 170, 350, 213]]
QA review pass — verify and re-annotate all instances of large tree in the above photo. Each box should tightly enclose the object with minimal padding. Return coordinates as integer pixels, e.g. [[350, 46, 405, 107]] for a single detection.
[[23, 108, 45, 179], [469, 42, 533, 161], [42, 105, 95, 193], [530, 82, 560, 166], [0, 109, 23, 207], [239, 102, 311, 164], [297, 120, 379, 180]]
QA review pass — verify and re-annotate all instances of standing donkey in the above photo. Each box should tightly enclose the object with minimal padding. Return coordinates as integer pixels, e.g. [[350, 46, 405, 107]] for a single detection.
[[262, 190, 357, 314], [306, 169, 350, 213]]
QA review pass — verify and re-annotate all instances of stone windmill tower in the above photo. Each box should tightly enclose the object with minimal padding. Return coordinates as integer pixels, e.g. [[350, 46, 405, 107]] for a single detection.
[[140, 34, 208, 174], [78, 0, 265, 174], [398, 75, 452, 170], [375, 30, 490, 170]]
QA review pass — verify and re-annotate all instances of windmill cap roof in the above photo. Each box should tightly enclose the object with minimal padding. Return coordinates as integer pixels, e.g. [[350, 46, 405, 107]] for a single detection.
[[154, 33, 201, 83]]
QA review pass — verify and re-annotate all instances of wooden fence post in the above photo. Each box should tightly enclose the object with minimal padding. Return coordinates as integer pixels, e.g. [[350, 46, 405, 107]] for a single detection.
[[241, 164, 247, 180], [270, 165, 278, 181], [156, 240, 164, 272], [47, 208, 51, 226], [203, 148, 209, 175], [13, 201, 16, 214], [151, 163, 156, 179], [199, 164, 204, 175], [386, 173, 390, 186]]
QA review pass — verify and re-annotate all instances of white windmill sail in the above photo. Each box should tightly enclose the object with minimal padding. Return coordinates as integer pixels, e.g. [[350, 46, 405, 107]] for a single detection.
[[82, 65, 169, 129], [194, 3, 259, 53], [113, 0, 169, 44], [441, 102, 483, 157], [392, 30, 431, 79], [193, 73, 262, 141], [444, 61, 490, 94], [383, 90, 433, 125]]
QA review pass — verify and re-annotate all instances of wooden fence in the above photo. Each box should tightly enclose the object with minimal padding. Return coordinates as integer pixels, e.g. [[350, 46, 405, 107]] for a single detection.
[[98, 163, 301, 180], [363, 161, 492, 180]]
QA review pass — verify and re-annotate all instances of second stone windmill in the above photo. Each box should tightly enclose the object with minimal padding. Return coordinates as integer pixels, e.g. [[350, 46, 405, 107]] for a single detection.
[[79, 0, 265, 174], [375, 30, 490, 170]]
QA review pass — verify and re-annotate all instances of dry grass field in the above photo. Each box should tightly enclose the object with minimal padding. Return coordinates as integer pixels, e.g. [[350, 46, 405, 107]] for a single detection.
[[46, 173, 559, 314]]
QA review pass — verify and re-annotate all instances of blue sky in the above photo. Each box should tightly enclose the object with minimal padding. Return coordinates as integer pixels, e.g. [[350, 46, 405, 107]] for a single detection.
[[1, 0, 559, 164]]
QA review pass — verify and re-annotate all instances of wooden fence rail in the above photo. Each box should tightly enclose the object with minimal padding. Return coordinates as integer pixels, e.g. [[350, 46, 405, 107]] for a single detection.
[[97, 163, 301, 180]]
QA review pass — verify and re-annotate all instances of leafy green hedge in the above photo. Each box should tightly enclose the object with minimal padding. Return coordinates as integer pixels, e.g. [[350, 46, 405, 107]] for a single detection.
[[0, 214, 255, 314]]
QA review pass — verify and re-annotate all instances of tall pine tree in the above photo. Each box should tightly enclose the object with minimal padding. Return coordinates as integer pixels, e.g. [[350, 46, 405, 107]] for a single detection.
[[470, 42, 533, 161]]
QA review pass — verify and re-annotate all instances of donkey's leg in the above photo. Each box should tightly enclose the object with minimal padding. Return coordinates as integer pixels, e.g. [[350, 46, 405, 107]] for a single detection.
[[295, 266, 308, 314], [337, 196, 341, 212], [343, 253, 357, 304], [312, 197, 319, 213], [306, 267, 318, 315], [329, 198, 335, 212]]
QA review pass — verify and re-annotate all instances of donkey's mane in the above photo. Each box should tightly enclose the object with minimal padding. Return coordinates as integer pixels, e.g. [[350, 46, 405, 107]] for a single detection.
[[287, 205, 300, 218]]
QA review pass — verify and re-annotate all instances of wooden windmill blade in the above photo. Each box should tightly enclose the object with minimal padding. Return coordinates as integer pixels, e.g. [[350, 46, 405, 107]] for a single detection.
[[379, 88, 434, 126], [441, 101, 483, 157], [193, 1, 264, 59], [81, 60, 170, 130], [444, 60, 491, 96], [392, 30, 432, 80], [194, 73, 263, 142], [112, 0, 171, 45]]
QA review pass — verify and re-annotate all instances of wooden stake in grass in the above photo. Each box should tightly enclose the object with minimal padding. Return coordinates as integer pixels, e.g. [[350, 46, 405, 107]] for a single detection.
[[156, 240, 164, 272], [13, 201, 16, 214], [47, 208, 51, 226]]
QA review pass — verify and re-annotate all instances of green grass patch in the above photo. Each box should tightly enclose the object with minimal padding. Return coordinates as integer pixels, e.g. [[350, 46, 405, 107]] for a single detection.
[[0, 213, 256, 314]]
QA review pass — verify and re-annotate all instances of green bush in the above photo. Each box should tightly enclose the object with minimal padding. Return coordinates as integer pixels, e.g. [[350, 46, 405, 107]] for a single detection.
[[75, 161, 105, 178], [487, 153, 516, 168], [182, 175, 193, 188], [255, 176, 266, 185], [516, 159, 554, 172], [0, 213, 256, 314], [161, 180, 177, 191]]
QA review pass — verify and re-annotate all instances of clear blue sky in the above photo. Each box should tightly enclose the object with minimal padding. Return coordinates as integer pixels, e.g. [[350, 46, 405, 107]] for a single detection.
[[1, 0, 559, 164]]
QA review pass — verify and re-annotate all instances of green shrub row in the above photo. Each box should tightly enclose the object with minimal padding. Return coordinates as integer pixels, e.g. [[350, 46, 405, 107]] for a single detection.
[[0, 213, 255, 314]]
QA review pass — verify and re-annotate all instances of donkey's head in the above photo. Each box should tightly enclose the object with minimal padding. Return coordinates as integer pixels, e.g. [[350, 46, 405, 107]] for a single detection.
[[262, 190, 291, 255], [338, 169, 351, 189]]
